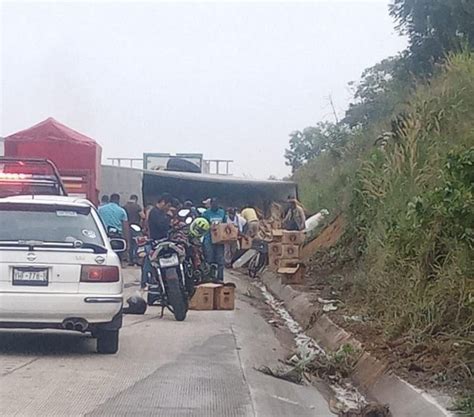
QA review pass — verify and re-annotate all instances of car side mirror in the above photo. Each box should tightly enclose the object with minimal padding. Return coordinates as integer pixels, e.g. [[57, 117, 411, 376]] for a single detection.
[[110, 238, 127, 252]]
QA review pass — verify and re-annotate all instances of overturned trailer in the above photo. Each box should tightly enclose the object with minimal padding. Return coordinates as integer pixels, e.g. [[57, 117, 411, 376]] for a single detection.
[[101, 165, 297, 211]]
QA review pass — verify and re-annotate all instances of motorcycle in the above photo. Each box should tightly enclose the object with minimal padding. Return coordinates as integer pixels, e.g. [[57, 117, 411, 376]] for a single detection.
[[145, 220, 195, 321], [177, 209, 218, 284], [129, 223, 146, 266]]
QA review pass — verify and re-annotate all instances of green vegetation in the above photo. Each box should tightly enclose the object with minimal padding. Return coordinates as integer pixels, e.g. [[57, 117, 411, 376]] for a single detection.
[[286, 0, 473, 396]]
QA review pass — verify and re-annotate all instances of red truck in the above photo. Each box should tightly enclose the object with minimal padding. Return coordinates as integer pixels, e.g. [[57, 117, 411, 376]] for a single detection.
[[3, 118, 102, 205]]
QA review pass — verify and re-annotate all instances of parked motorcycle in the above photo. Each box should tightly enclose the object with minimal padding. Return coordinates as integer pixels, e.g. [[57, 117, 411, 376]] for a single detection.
[[145, 220, 195, 321], [129, 223, 146, 266]]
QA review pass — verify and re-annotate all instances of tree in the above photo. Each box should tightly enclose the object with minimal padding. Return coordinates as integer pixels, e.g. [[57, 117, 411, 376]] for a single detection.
[[389, 0, 474, 75], [284, 122, 350, 172], [343, 55, 412, 127]]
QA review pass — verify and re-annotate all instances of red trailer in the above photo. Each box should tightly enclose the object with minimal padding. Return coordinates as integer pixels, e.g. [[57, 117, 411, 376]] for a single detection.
[[4, 118, 102, 205]]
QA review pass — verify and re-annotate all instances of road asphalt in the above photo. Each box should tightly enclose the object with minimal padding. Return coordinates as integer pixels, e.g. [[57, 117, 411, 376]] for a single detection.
[[0, 268, 333, 417]]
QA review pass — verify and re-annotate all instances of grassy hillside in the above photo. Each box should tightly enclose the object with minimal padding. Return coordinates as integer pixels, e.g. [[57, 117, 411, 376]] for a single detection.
[[295, 52, 474, 394]]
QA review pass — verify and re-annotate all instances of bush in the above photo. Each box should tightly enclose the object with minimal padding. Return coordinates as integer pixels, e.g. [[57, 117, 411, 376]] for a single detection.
[[295, 51, 474, 392]]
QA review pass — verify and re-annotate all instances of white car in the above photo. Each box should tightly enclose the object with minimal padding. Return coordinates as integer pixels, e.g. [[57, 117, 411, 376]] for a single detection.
[[0, 195, 125, 354]]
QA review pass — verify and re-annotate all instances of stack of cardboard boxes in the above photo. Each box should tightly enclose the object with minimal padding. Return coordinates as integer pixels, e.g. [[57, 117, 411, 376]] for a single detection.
[[268, 230, 306, 285], [189, 282, 236, 311]]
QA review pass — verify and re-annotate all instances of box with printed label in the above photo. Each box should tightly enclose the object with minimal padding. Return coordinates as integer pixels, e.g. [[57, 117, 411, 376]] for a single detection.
[[214, 283, 236, 310], [278, 261, 306, 285], [211, 223, 239, 244], [281, 244, 300, 259], [189, 283, 222, 310], [282, 231, 305, 245], [268, 242, 283, 257], [268, 254, 281, 271]]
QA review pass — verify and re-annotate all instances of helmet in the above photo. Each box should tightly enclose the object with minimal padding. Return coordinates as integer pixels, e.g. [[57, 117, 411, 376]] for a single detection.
[[190, 217, 210, 238]]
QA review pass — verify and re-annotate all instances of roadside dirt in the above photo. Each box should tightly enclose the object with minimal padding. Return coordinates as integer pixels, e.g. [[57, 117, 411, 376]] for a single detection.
[[297, 216, 471, 399]]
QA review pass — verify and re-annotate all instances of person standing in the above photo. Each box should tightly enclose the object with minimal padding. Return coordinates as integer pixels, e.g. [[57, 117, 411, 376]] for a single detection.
[[241, 204, 259, 238], [123, 194, 145, 266], [283, 197, 306, 231], [99, 195, 109, 207], [98, 193, 129, 263], [202, 197, 227, 281], [148, 194, 173, 241], [98, 193, 129, 237], [141, 194, 173, 288]]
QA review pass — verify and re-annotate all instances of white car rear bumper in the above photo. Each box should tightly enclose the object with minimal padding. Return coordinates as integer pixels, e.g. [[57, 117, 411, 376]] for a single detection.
[[0, 292, 123, 324]]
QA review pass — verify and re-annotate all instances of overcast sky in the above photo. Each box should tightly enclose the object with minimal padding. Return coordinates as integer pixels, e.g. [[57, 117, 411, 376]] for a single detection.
[[1, 1, 406, 178]]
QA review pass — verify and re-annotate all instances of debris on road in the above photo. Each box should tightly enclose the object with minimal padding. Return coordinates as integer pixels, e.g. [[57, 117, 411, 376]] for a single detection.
[[123, 293, 147, 315], [256, 364, 304, 385], [254, 280, 369, 414], [338, 402, 392, 417]]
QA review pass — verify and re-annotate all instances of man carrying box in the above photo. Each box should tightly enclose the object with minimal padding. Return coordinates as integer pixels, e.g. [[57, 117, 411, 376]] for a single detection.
[[202, 197, 227, 281]]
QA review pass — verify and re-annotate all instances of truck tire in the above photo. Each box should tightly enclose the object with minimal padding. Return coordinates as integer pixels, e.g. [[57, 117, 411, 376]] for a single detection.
[[165, 270, 187, 321], [97, 330, 119, 354]]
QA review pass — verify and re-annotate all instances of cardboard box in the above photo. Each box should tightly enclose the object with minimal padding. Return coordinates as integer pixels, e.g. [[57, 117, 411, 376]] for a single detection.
[[281, 244, 300, 259], [268, 242, 283, 257], [268, 254, 281, 271], [272, 229, 284, 242], [282, 231, 305, 245], [211, 223, 238, 244], [278, 262, 306, 285], [189, 283, 222, 310], [214, 283, 236, 310], [240, 236, 253, 250]]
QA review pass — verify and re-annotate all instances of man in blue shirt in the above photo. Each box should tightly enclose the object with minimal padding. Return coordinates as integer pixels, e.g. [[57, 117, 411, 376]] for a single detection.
[[202, 197, 227, 281], [98, 193, 129, 238]]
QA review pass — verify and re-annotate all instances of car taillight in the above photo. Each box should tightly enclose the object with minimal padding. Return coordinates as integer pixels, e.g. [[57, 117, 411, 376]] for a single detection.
[[80, 266, 119, 282]]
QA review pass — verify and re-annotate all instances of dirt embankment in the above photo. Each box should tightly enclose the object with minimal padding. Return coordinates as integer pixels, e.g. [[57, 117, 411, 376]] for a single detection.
[[299, 215, 471, 399]]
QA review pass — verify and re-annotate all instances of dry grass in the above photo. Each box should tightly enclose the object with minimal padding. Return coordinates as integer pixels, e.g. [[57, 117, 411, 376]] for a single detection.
[[297, 51, 474, 396]]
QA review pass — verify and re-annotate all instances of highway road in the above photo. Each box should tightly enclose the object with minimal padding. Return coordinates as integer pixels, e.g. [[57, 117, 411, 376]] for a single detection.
[[0, 269, 333, 417]]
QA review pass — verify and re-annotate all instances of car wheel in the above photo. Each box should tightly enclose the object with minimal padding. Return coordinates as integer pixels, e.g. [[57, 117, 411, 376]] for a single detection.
[[97, 330, 119, 354]]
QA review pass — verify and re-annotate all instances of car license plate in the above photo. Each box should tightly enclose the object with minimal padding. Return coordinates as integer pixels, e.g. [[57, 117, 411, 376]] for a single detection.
[[12, 267, 49, 286], [159, 254, 179, 268]]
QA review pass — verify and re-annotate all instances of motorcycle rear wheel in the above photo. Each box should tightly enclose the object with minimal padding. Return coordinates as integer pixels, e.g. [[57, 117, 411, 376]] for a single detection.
[[165, 270, 188, 321]]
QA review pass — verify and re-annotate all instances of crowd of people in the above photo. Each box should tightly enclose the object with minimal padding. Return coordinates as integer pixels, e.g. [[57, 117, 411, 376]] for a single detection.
[[97, 192, 306, 281]]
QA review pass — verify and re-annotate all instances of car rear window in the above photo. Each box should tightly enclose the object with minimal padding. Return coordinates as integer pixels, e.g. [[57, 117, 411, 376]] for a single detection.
[[0, 182, 60, 198], [0, 204, 104, 245]]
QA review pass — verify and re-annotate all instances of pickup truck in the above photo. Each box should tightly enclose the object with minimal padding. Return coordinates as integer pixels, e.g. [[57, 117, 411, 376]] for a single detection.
[[0, 157, 67, 198]]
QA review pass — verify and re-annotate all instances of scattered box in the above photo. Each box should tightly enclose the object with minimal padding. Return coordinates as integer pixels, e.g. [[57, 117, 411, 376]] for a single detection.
[[189, 282, 236, 311], [240, 236, 253, 250], [268, 254, 281, 271], [189, 283, 221, 310], [272, 229, 284, 242], [278, 262, 306, 285], [214, 283, 236, 310], [282, 231, 305, 245], [281, 244, 300, 259], [268, 242, 283, 257], [211, 223, 238, 244]]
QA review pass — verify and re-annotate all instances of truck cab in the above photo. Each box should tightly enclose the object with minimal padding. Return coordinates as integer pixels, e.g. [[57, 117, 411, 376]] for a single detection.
[[0, 157, 67, 198]]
